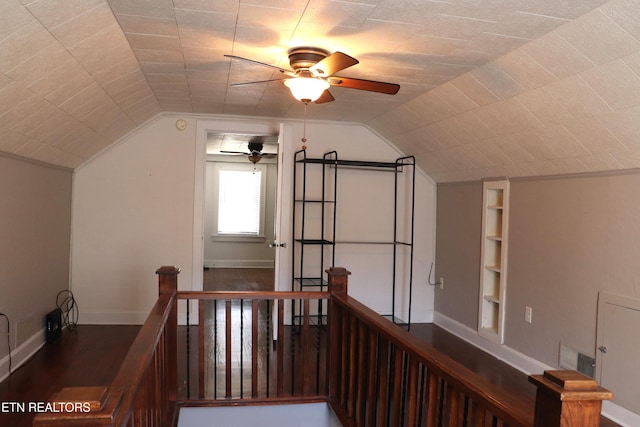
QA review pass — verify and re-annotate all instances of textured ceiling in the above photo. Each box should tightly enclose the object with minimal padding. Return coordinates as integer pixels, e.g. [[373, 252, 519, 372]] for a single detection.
[[3, 0, 640, 182]]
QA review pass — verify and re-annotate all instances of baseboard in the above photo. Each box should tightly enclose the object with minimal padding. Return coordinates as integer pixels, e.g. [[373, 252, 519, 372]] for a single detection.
[[433, 311, 640, 427], [79, 310, 149, 325], [0, 327, 46, 383], [204, 260, 274, 269]]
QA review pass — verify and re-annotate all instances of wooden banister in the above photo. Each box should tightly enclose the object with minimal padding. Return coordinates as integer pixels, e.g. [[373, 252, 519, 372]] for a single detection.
[[326, 267, 613, 427], [32, 266, 612, 427], [33, 267, 180, 427]]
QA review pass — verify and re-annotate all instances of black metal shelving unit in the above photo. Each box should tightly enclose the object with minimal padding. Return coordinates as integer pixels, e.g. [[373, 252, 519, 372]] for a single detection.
[[292, 150, 337, 327], [292, 150, 416, 329]]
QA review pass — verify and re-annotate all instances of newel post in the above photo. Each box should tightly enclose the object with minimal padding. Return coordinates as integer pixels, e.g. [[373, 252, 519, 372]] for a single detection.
[[529, 370, 613, 427], [156, 266, 180, 426], [326, 267, 351, 404], [157, 265, 180, 296]]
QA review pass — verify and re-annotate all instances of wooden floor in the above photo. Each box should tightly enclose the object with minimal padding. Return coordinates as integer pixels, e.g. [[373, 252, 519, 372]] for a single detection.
[[0, 269, 619, 427], [0, 325, 140, 427]]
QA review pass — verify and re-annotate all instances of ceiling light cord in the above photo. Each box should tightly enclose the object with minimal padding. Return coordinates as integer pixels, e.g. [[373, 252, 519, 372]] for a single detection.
[[301, 103, 308, 150]]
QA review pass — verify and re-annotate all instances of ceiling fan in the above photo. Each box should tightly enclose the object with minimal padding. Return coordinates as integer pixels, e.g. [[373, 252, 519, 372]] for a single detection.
[[224, 47, 400, 104], [220, 138, 277, 164]]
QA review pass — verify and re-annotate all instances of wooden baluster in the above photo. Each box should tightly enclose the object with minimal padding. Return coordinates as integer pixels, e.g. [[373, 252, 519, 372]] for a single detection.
[[302, 299, 311, 395], [406, 355, 419, 427], [365, 332, 378, 427], [529, 370, 613, 427], [277, 299, 285, 396], [225, 299, 232, 398], [251, 299, 259, 398]]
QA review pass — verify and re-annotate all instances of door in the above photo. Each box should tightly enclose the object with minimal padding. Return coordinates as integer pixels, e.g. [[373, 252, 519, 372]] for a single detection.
[[273, 123, 291, 292], [596, 292, 640, 414]]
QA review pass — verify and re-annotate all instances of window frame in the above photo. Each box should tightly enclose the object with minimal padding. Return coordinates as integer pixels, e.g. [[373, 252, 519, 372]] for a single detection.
[[211, 162, 268, 242]]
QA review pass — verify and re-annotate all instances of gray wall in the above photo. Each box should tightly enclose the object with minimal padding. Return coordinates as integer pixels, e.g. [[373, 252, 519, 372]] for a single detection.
[[435, 171, 640, 368], [0, 154, 72, 378], [434, 182, 482, 330]]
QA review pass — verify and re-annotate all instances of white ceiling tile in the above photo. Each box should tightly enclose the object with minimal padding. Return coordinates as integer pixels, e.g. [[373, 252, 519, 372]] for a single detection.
[[555, 9, 640, 65], [108, 0, 176, 20], [580, 59, 640, 111], [600, 0, 640, 43], [521, 31, 595, 80], [472, 98, 542, 136], [124, 33, 182, 52], [545, 74, 614, 118], [563, 115, 628, 154], [176, 9, 236, 33], [50, 4, 117, 48], [469, 62, 525, 100], [597, 106, 640, 151], [174, 0, 238, 14], [449, 73, 500, 106], [516, 87, 575, 127], [429, 82, 478, 114], [0, 20, 58, 74], [0, 127, 35, 153], [301, 0, 374, 28], [115, 14, 179, 37], [534, 124, 590, 158], [0, 1, 36, 41], [26, 0, 104, 30], [509, 129, 561, 161], [0, 82, 35, 117], [493, 49, 556, 91]]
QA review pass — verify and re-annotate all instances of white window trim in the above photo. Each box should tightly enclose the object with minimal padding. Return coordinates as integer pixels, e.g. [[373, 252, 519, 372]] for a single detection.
[[211, 162, 268, 242]]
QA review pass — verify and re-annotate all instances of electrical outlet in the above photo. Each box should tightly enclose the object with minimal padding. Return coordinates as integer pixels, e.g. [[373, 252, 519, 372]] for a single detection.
[[439, 278, 444, 289], [525, 306, 533, 324]]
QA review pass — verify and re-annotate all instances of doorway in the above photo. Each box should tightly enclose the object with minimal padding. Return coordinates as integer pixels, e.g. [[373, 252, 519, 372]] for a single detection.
[[203, 133, 279, 291]]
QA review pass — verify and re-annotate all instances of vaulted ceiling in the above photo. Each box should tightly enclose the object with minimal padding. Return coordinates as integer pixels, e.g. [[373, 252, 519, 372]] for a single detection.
[[2, 0, 640, 182]]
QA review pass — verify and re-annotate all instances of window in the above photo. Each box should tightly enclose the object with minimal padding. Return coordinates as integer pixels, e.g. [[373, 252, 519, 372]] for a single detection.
[[214, 163, 267, 238]]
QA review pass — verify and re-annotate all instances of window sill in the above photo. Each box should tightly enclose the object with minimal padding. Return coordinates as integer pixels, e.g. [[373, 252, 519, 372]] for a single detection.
[[211, 235, 266, 243]]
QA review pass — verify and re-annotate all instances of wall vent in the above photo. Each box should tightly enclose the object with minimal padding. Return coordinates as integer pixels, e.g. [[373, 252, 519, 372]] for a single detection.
[[559, 343, 595, 378]]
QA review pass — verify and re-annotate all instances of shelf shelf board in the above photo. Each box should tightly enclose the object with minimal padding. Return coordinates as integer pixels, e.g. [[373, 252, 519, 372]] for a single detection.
[[483, 295, 500, 304], [292, 314, 327, 327], [294, 277, 328, 287], [487, 204, 504, 210], [485, 265, 502, 273], [294, 239, 334, 245], [294, 199, 335, 204], [486, 235, 502, 241], [297, 158, 402, 169]]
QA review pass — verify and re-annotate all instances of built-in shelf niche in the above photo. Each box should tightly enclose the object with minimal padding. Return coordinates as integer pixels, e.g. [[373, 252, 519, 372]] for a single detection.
[[478, 179, 509, 343]]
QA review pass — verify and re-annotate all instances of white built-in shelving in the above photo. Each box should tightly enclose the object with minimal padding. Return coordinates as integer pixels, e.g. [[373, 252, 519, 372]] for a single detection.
[[478, 179, 509, 343]]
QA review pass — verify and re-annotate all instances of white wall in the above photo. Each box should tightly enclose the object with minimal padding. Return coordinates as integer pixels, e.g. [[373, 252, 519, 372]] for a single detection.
[[71, 113, 436, 324]]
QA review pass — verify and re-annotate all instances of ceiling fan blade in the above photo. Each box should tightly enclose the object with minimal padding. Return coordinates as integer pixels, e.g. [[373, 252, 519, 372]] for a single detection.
[[224, 54, 295, 76], [310, 52, 359, 77], [230, 78, 287, 87], [315, 90, 335, 104], [328, 76, 400, 95]]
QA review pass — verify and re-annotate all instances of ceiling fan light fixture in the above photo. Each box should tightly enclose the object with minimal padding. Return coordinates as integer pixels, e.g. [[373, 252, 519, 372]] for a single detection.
[[284, 77, 330, 103], [247, 152, 263, 164]]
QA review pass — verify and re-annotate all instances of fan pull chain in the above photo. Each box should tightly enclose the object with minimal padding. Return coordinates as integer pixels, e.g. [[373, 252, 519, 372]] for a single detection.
[[301, 102, 308, 150]]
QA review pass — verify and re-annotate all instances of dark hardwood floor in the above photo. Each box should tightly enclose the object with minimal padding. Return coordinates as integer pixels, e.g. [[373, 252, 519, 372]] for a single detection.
[[0, 269, 619, 427], [203, 267, 274, 291], [0, 325, 140, 427]]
